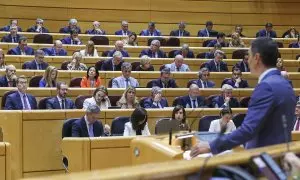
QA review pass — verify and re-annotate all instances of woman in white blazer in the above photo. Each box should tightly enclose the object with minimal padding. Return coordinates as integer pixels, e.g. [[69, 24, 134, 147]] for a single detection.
[[209, 107, 236, 133], [123, 107, 151, 136]]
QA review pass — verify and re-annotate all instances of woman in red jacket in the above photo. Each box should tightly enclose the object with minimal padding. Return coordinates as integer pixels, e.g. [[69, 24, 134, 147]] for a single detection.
[[80, 66, 102, 88]]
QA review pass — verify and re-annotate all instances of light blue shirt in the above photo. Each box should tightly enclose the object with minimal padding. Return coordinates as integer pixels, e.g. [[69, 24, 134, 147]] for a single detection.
[[112, 76, 139, 88], [165, 62, 190, 72]]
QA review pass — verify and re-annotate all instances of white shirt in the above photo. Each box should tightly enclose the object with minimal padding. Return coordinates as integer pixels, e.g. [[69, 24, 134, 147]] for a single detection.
[[79, 49, 99, 57], [84, 115, 92, 135], [258, 68, 277, 84], [123, 122, 151, 136], [208, 119, 236, 133], [56, 95, 65, 109]]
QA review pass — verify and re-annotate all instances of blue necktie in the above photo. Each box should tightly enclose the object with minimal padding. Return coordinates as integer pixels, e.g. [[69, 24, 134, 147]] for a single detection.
[[88, 124, 94, 137], [23, 94, 30, 110], [192, 100, 197, 108], [38, 64, 42, 70], [125, 78, 129, 88]]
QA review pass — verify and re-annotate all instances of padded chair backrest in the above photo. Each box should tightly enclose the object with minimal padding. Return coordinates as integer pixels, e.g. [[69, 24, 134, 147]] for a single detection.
[[108, 78, 114, 88], [220, 78, 231, 88], [159, 65, 165, 71], [155, 118, 181, 135], [172, 96, 182, 107], [29, 75, 43, 87], [202, 40, 212, 47], [38, 97, 52, 109], [69, 77, 82, 87], [109, 96, 121, 106], [33, 34, 53, 44], [1, 90, 16, 109], [61, 61, 70, 70], [277, 42, 284, 48], [62, 118, 79, 138], [198, 115, 220, 131], [101, 50, 109, 57], [139, 97, 147, 108], [111, 116, 130, 136], [166, 38, 180, 47], [205, 95, 218, 108], [168, 50, 177, 58], [186, 79, 197, 88], [197, 52, 206, 59], [232, 49, 247, 59], [95, 60, 103, 71], [75, 95, 92, 109], [146, 80, 155, 88], [240, 96, 251, 108], [131, 62, 140, 71], [200, 62, 207, 69], [22, 61, 30, 69], [296, 54, 300, 60], [90, 36, 109, 45], [232, 113, 246, 128]]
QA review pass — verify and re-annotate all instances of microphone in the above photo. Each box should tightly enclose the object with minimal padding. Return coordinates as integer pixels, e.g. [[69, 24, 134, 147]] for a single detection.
[[188, 107, 202, 133], [169, 128, 172, 145], [281, 115, 290, 152]]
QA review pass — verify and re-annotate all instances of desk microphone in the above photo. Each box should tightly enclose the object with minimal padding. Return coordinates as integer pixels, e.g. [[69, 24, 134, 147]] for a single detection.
[[187, 107, 202, 133], [281, 115, 290, 152]]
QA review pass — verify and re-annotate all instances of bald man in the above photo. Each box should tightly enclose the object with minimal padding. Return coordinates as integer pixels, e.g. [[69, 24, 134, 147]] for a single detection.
[[107, 40, 130, 57], [0, 65, 17, 87], [43, 40, 67, 56], [85, 21, 106, 35], [179, 84, 206, 108], [165, 54, 190, 72]]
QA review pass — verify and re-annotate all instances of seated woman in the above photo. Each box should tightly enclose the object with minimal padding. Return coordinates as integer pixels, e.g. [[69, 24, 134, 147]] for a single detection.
[[123, 32, 138, 46], [67, 52, 88, 71], [0, 49, 6, 69], [135, 55, 154, 71], [123, 107, 151, 136], [80, 40, 99, 57], [229, 32, 245, 48], [83, 86, 111, 109], [284, 27, 299, 38], [39, 66, 58, 87], [209, 107, 236, 133], [277, 58, 285, 71], [80, 66, 102, 88], [172, 105, 189, 131], [117, 87, 140, 109]]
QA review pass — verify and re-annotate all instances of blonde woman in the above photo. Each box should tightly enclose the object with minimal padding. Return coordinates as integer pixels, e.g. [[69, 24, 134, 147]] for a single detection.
[[117, 87, 140, 109], [135, 55, 154, 71], [67, 52, 88, 71], [80, 40, 99, 57], [39, 66, 58, 87], [229, 32, 245, 48]]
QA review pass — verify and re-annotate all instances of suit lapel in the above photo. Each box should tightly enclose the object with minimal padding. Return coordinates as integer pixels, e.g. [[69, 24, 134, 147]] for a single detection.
[[15, 93, 23, 109], [54, 97, 61, 109], [81, 118, 89, 137]]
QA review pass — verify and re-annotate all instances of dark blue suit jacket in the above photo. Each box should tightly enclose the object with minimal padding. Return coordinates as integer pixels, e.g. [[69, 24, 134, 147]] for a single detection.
[[100, 58, 123, 71], [140, 29, 161, 36], [290, 43, 300, 48], [151, 78, 178, 88], [0, 25, 22, 32], [85, 29, 106, 35], [210, 69, 296, 154], [115, 30, 132, 35], [170, 30, 190, 36], [0, 76, 8, 87], [180, 95, 206, 108], [207, 40, 227, 47], [257, 29, 277, 38], [26, 26, 49, 33], [4, 91, 37, 110], [205, 60, 229, 72], [212, 95, 240, 108], [72, 117, 104, 137], [61, 37, 82, 45], [234, 61, 250, 72], [8, 46, 34, 55], [192, 79, 215, 88], [197, 29, 209, 37], [107, 49, 130, 57], [222, 78, 249, 88], [143, 97, 169, 108], [139, 49, 166, 58], [43, 47, 67, 56], [174, 50, 195, 58], [23, 60, 49, 70], [1, 34, 21, 43], [45, 97, 75, 109], [59, 26, 81, 34]]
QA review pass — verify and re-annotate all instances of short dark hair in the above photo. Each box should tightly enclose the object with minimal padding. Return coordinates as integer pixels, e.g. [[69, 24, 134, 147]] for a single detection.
[[18, 36, 27, 43], [250, 37, 278, 67], [131, 107, 148, 131], [265, 23, 273, 28], [86, 66, 99, 80], [220, 107, 232, 117], [217, 32, 225, 39], [232, 67, 242, 73], [172, 105, 186, 124], [56, 81, 67, 89], [206, 21, 213, 27], [17, 75, 27, 84], [128, 32, 137, 40]]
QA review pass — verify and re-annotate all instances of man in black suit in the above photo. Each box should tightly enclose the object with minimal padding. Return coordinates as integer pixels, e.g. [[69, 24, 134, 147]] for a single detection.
[[101, 51, 124, 71], [46, 82, 76, 109], [222, 68, 249, 88], [150, 67, 178, 88], [1, 25, 21, 43], [169, 22, 190, 37], [180, 84, 206, 108], [205, 50, 228, 72], [72, 104, 104, 137], [234, 51, 250, 72], [191, 68, 215, 88], [22, 49, 49, 70], [0, 65, 17, 87]]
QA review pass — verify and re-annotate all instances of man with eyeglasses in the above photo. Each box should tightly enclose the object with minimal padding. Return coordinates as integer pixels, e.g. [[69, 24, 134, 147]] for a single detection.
[[139, 39, 166, 58], [191, 67, 215, 88], [22, 49, 49, 70], [27, 18, 49, 33], [115, 21, 131, 36], [112, 62, 139, 88], [1, 25, 21, 43], [0, 65, 17, 87], [222, 67, 249, 88]]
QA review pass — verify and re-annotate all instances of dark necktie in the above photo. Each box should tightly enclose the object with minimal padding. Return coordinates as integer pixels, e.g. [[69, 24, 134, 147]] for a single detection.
[[38, 64, 42, 70], [125, 78, 129, 88], [61, 99, 65, 109], [13, 37, 16, 43], [23, 94, 30, 110], [192, 99, 197, 108], [176, 67, 180, 72], [8, 81, 13, 87], [295, 118, 300, 131], [204, 81, 207, 88], [216, 64, 220, 72], [88, 124, 94, 137]]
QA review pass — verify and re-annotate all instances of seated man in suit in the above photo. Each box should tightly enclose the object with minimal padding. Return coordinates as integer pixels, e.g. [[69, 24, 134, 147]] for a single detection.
[[293, 101, 300, 131], [115, 21, 131, 36], [180, 84, 206, 108], [197, 21, 214, 37], [0, 65, 17, 87], [101, 51, 124, 71], [139, 39, 166, 58], [191, 67, 215, 88], [222, 68, 249, 88], [205, 50, 228, 72], [43, 40, 67, 56], [140, 22, 161, 36], [46, 82, 76, 109], [85, 21, 106, 35], [165, 54, 190, 72], [1, 25, 21, 43], [4, 75, 37, 110], [150, 67, 178, 88], [112, 62, 139, 88], [256, 23, 277, 38], [204, 44, 226, 59], [26, 18, 49, 33], [170, 22, 190, 37], [174, 44, 195, 58], [234, 51, 250, 72], [212, 84, 239, 108], [8, 36, 34, 55], [61, 29, 82, 45], [72, 104, 104, 137], [59, 18, 81, 34], [143, 86, 168, 109], [0, 19, 22, 32], [207, 32, 227, 47], [107, 40, 130, 57], [23, 49, 49, 70]]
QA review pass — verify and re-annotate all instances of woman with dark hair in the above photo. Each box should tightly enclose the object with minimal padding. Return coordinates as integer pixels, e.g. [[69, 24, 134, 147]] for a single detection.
[[208, 107, 236, 133], [80, 66, 102, 88], [123, 32, 138, 46], [83, 86, 111, 109], [172, 105, 189, 130], [123, 107, 151, 136], [284, 27, 299, 38]]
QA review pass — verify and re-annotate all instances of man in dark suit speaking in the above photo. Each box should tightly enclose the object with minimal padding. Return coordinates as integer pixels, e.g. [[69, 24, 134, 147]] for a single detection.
[[191, 37, 296, 157]]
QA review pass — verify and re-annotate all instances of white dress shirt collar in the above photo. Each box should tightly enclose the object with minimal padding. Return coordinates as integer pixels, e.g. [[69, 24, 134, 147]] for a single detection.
[[258, 68, 277, 84]]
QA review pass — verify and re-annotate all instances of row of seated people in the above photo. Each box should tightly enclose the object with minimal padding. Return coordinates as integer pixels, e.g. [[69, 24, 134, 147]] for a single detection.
[[1, 19, 299, 39], [2, 75, 248, 110]]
